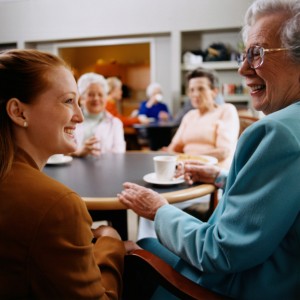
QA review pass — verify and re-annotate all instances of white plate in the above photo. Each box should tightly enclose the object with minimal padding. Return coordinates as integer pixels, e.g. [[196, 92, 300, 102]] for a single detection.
[[143, 172, 185, 185], [177, 154, 218, 165], [46, 155, 73, 165]]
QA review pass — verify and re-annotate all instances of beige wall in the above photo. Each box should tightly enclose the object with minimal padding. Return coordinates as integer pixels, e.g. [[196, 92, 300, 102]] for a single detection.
[[0, 0, 253, 113], [0, 0, 251, 47]]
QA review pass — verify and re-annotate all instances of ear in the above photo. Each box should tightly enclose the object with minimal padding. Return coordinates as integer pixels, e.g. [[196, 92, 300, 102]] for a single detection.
[[6, 98, 28, 127]]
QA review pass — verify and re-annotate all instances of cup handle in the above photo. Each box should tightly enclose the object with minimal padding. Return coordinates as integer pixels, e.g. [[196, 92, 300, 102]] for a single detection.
[[175, 161, 185, 178]]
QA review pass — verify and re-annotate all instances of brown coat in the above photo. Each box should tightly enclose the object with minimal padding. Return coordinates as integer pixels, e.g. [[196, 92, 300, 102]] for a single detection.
[[0, 148, 125, 299]]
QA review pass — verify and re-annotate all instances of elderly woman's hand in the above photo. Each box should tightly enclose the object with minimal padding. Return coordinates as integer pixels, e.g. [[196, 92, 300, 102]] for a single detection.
[[177, 161, 221, 185], [74, 135, 101, 157], [118, 182, 168, 220]]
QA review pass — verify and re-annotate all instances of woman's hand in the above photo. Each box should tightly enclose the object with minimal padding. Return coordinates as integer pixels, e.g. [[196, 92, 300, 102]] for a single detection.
[[175, 160, 221, 184], [176, 161, 221, 185], [118, 182, 168, 220], [74, 135, 101, 157]]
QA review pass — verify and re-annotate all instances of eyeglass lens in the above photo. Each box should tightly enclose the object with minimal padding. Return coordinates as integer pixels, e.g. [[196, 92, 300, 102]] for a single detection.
[[237, 46, 263, 69], [248, 47, 263, 68]]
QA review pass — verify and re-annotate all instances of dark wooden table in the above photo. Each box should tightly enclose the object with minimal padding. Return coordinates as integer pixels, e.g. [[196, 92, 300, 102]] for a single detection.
[[43, 152, 215, 240], [133, 121, 179, 150]]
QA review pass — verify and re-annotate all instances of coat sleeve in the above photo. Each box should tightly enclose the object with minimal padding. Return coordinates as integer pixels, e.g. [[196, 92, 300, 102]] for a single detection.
[[155, 118, 300, 273], [30, 192, 125, 299]]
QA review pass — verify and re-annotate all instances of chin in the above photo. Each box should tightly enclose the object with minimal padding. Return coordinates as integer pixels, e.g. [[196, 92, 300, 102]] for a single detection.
[[62, 143, 77, 154]]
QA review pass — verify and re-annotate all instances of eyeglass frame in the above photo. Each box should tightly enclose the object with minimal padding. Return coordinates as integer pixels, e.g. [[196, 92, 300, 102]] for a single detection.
[[237, 46, 288, 69]]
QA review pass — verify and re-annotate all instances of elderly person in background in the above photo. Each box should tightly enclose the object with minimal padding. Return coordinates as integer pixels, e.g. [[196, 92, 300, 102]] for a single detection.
[[0, 49, 128, 299], [72, 72, 126, 157], [173, 92, 225, 125], [165, 67, 239, 169], [118, 0, 300, 299], [106, 76, 145, 126], [138, 82, 171, 122]]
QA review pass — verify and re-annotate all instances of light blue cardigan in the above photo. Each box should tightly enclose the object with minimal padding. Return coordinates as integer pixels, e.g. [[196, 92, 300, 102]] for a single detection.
[[154, 101, 300, 299]]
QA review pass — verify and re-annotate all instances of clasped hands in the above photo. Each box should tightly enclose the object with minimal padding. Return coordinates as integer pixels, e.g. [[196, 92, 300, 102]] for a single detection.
[[73, 135, 101, 157]]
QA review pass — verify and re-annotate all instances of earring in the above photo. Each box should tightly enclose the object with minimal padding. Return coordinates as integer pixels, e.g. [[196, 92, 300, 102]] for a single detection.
[[23, 121, 28, 128]]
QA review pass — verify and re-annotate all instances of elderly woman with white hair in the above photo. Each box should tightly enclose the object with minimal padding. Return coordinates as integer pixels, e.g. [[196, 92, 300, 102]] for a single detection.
[[138, 82, 171, 122], [72, 72, 126, 157], [119, 0, 300, 298]]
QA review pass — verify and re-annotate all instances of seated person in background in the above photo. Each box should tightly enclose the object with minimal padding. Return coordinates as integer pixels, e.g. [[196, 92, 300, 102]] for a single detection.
[[0, 49, 131, 299], [106, 76, 145, 126], [138, 82, 171, 122], [72, 72, 126, 157], [173, 92, 225, 125], [118, 1, 300, 298], [165, 67, 240, 169]]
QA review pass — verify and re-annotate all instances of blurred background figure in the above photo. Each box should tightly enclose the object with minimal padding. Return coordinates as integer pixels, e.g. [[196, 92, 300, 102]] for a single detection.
[[72, 72, 126, 157], [106, 76, 144, 126], [137, 82, 171, 122], [165, 67, 239, 169], [173, 93, 225, 125]]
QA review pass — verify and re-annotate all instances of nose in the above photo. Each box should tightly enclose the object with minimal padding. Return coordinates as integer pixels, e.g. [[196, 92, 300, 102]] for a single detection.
[[73, 103, 84, 123], [238, 58, 254, 77]]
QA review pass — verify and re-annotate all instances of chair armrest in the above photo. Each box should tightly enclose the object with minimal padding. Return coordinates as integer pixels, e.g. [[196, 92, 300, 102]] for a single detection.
[[124, 249, 230, 300]]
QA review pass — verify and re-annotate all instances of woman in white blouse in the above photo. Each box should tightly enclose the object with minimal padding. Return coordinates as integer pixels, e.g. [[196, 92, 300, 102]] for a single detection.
[[73, 72, 126, 157]]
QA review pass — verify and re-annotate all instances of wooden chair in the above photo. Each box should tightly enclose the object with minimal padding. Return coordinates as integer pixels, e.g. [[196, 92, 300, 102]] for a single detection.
[[238, 115, 259, 137], [123, 249, 231, 300]]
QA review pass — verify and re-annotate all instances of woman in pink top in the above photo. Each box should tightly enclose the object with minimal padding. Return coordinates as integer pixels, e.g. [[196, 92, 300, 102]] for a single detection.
[[167, 68, 239, 169]]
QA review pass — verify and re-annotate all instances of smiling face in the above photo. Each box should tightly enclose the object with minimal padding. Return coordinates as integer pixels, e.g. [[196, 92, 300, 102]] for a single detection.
[[81, 82, 107, 114], [239, 12, 300, 115], [22, 66, 83, 163], [187, 77, 217, 112]]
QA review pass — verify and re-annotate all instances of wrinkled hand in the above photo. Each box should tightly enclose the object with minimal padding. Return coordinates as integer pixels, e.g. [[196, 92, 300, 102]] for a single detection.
[[92, 225, 122, 240], [78, 136, 101, 157], [118, 182, 168, 220], [179, 161, 221, 185]]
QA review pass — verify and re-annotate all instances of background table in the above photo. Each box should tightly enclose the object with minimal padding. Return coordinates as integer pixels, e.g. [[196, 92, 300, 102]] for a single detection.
[[43, 152, 215, 239], [133, 121, 179, 150]]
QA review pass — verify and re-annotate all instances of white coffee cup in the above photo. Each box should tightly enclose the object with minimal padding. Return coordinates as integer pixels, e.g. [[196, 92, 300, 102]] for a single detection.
[[153, 155, 177, 181]]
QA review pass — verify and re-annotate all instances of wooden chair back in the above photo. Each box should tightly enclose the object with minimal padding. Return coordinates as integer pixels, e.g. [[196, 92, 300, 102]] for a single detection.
[[239, 115, 259, 137], [123, 249, 231, 300]]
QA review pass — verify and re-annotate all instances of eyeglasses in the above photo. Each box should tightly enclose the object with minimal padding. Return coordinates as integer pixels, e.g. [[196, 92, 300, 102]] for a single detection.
[[237, 46, 288, 69]]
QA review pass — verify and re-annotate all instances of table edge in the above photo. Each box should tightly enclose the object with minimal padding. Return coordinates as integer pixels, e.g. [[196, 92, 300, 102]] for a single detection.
[[83, 184, 216, 210]]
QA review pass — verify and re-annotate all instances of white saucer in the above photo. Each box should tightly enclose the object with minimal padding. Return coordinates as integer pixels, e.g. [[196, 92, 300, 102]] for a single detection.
[[143, 172, 185, 185], [46, 155, 73, 165]]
